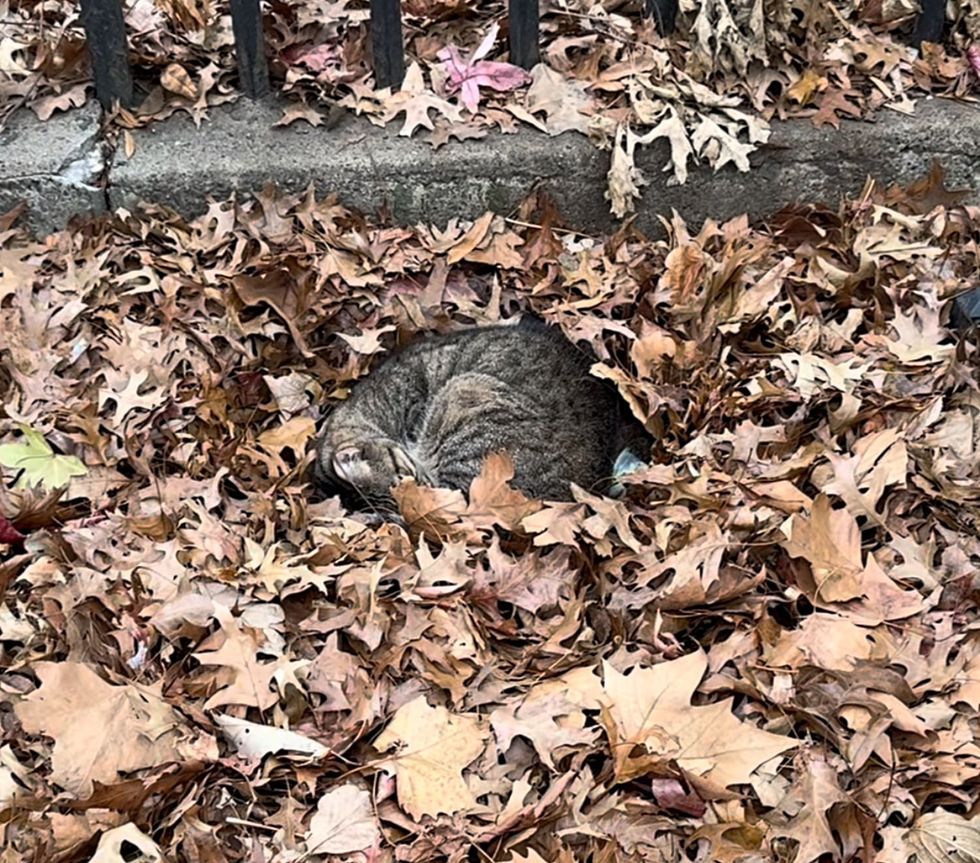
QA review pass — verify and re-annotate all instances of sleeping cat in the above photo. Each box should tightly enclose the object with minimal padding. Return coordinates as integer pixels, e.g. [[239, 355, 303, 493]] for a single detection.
[[314, 316, 648, 505]]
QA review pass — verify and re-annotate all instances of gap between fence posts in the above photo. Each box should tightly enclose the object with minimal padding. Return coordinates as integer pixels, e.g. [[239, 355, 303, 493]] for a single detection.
[[229, 0, 271, 99], [79, 0, 134, 108]]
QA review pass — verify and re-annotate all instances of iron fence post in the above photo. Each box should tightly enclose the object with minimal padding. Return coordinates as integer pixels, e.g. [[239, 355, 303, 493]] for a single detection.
[[509, 0, 540, 69], [370, 0, 406, 89], [79, 0, 134, 108], [230, 0, 271, 98]]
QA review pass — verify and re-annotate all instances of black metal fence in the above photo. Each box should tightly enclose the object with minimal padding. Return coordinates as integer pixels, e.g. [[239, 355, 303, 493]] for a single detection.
[[78, 0, 947, 110]]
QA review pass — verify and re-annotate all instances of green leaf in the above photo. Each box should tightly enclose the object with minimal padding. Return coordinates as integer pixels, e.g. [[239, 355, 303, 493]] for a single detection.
[[0, 425, 88, 490]]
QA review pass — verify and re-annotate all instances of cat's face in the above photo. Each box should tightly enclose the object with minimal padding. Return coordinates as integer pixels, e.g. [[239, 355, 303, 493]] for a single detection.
[[316, 432, 419, 503]]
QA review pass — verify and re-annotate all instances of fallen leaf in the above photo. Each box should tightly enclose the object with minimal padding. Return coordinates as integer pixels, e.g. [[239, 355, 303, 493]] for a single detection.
[[214, 715, 329, 759], [374, 696, 489, 820], [257, 416, 316, 454], [0, 425, 87, 490], [438, 24, 530, 113], [907, 809, 980, 863], [275, 104, 324, 127], [307, 783, 380, 855], [15, 662, 216, 797], [509, 64, 592, 136], [601, 651, 797, 790], [89, 823, 165, 863], [160, 62, 197, 99]]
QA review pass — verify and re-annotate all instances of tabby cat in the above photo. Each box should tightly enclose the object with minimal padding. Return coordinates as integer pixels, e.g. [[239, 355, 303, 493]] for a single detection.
[[315, 317, 648, 505]]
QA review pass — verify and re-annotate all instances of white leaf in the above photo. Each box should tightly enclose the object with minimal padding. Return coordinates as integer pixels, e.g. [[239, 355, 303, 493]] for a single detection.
[[307, 783, 380, 855], [907, 810, 980, 863], [88, 823, 164, 862], [215, 715, 328, 759]]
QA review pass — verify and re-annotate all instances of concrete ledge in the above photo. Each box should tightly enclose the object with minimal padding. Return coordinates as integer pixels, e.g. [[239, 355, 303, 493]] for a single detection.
[[0, 103, 107, 235], [108, 97, 980, 235], [3, 96, 978, 238]]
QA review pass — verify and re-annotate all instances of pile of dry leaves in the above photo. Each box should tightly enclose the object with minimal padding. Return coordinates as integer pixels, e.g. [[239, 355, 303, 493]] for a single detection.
[[2, 1, 980, 215], [1, 165, 979, 862]]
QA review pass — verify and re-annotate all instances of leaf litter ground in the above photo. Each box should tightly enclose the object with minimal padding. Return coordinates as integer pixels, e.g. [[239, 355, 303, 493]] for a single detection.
[[1, 171, 980, 862], [2, 0, 979, 216]]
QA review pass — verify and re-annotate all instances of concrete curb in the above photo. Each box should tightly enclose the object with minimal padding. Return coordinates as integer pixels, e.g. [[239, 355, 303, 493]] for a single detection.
[[0, 103, 107, 236], [2, 97, 978, 237]]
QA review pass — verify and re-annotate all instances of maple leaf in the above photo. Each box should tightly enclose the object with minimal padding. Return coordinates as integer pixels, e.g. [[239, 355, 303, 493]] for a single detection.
[[0, 425, 87, 491], [191, 607, 282, 710], [600, 651, 797, 790], [374, 696, 489, 820], [765, 612, 897, 671], [381, 62, 462, 137], [769, 752, 852, 863], [307, 783, 380, 855], [15, 662, 216, 797], [782, 495, 864, 603], [466, 451, 541, 530], [437, 24, 530, 113]]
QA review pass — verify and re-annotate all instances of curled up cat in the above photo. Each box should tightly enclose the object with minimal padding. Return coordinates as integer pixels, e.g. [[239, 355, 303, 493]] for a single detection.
[[314, 316, 649, 508]]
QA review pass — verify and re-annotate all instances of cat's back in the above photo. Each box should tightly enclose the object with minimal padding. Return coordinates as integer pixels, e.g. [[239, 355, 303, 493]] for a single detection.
[[399, 319, 598, 394]]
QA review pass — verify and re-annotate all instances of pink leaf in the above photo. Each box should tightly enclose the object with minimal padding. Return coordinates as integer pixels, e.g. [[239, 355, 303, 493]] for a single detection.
[[288, 43, 342, 74], [437, 25, 531, 114], [968, 44, 980, 78], [0, 515, 24, 544], [650, 778, 706, 817]]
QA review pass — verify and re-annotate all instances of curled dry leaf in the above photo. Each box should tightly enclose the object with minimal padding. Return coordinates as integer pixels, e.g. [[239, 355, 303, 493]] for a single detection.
[[214, 715, 329, 760], [88, 823, 165, 863], [160, 62, 197, 100]]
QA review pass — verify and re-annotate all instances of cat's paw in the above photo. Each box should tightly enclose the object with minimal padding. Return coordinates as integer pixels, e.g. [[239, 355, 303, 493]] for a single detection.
[[331, 446, 372, 485], [609, 448, 649, 498]]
